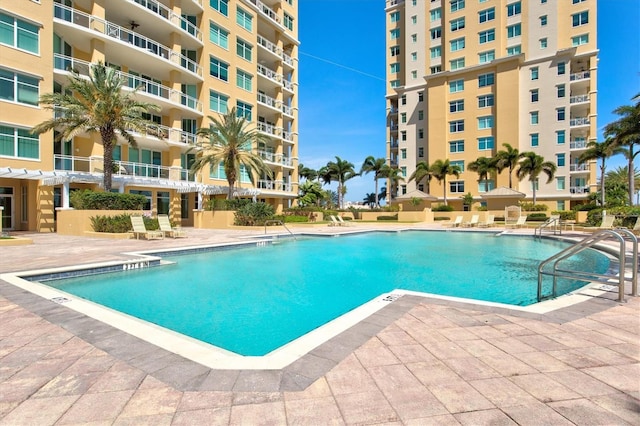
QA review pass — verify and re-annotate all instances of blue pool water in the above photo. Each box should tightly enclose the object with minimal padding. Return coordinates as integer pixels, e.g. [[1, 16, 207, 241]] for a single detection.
[[44, 231, 608, 356]]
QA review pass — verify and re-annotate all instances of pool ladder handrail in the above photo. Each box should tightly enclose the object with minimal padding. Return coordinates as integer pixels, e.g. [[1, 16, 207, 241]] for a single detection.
[[534, 216, 562, 238], [537, 229, 638, 303], [264, 220, 296, 240]]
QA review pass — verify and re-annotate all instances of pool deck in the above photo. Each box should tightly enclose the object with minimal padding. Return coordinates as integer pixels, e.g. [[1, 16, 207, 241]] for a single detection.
[[0, 224, 638, 425]]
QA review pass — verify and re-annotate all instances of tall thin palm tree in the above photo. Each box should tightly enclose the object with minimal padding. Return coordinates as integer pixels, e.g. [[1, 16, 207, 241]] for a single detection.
[[495, 143, 523, 189], [360, 156, 387, 207], [384, 167, 405, 202], [324, 156, 357, 209], [578, 140, 618, 206], [468, 156, 498, 193], [604, 94, 640, 205], [191, 108, 273, 199], [298, 163, 318, 182], [408, 161, 433, 193], [430, 159, 461, 205], [32, 62, 161, 192], [516, 152, 557, 204]]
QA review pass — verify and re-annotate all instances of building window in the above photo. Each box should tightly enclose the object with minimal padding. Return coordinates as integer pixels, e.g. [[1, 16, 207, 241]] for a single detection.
[[390, 29, 400, 40], [236, 7, 252, 31], [401, 112, 407, 123], [283, 13, 294, 31], [390, 63, 400, 73], [209, 57, 229, 81], [478, 136, 494, 150], [430, 65, 442, 74], [479, 29, 495, 44], [0, 13, 39, 54], [507, 24, 521, 38], [450, 181, 465, 193], [210, 0, 228, 16], [418, 91, 424, 101], [530, 133, 539, 147], [477, 116, 493, 129], [0, 69, 39, 106], [401, 185, 407, 195], [431, 27, 442, 40], [507, 1, 521, 16], [236, 69, 252, 91], [390, 46, 400, 56], [557, 200, 565, 210], [556, 177, 566, 190], [450, 37, 465, 52], [236, 101, 252, 120], [401, 131, 407, 141], [0, 125, 39, 159], [478, 94, 494, 108], [390, 80, 400, 88], [430, 8, 442, 21], [450, 120, 465, 133], [401, 94, 406, 105], [479, 50, 494, 63], [450, 17, 465, 32], [449, 79, 464, 93], [531, 67, 539, 80], [557, 84, 566, 98], [209, 23, 229, 48], [540, 38, 548, 49], [450, 58, 465, 70], [418, 147, 424, 157], [540, 15, 547, 26], [556, 153, 565, 167], [450, 99, 464, 113], [411, 15, 417, 24], [411, 34, 417, 43], [530, 89, 539, 102], [411, 52, 417, 61], [556, 130, 565, 144], [418, 129, 424, 139], [451, 0, 465, 12], [236, 38, 252, 61], [572, 11, 588, 26], [530, 111, 539, 124], [401, 149, 406, 159], [209, 90, 228, 113], [479, 8, 495, 23], [430, 46, 442, 59], [572, 34, 589, 46], [507, 45, 521, 56], [418, 110, 424, 120], [557, 62, 566, 75], [450, 140, 465, 153], [411, 70, 418, 79], [557, 107, 566, 121], [478, 181, 495, 193], [401, 166, 407, 177], [478, 73, 494, 87], [390, 11, 400, 22]]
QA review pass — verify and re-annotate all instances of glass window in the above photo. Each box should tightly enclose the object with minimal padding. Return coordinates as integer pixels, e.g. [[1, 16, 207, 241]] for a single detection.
[[572, 34, 589, 46], [478, 73, 494, 87], [530, 111, 539, 124], [390, 29, 400, 40], [557, 62, 566, 75], [479, 8, 495, 23], [507, 45, 521, 56], [540, 15, 547, 26], [431, 27, 442, 40], [530, 133, 539, 147], [430, 46, 441, 58], [450, 17, 465, 32], [418, 129, 424, 139], [540, 38, 548, 49], [430, 8, 442, 21], [477, 116, 493, 129], [557, 107, 566, 121], [236, 7, 252, 31], [478, 94, 494, 108], [531, 89, 539, 102], [236, 101, 252, 120], [411, 70, 418, 79], [557, 84, 566, 98], [209, 23, 228, 48], [479, 50, 494, 63], [507, 2, 521, 16], [450, 99, 464, 113], [449, 140, 464, 153], [450, 181, 465, 193], [418, 92, 424, 101], [401, 94, 406, 105], [572, 11, 588, 26], [450, 37, 465, 52], [401, 131, 406, 141], [210, 0, 228, 16], [450, 58, 465, 70], [236, 38, 252, 61], [556, 177, 566, 190], [556, 153, 565, 167], [411, 52, 417, 61], [556, 130, 565, 144], [390, 46, 400, 56], [449, 120, 464, 133], [283, 13, 294, 31], [431, 65, 442, 74], [0, 125, 39, 159], [209, 57, 229, 81], [390, 62, 400, 73], [0, 13, 39, 54], [0, 69, 39, 106], [390, 80, 400, 88], [401, 149, 406, 159], [531, 67, 539, 80], [411, 15, 417, 24], [236, 69, 252, 91], [390, 11, 400, 22], [478, 136, 494, 150], [418, 110, 424, 120], [209, 90, 228, 113], [401, 166, 407, 177], [507, 23, 521, 38], [401, 112, 407, 123], [418, 147, 424, 157], [479, 29, 495, 44], [451, 0, 465, 12], [451, 160, 464, 172], [449, 79, 464, 93]]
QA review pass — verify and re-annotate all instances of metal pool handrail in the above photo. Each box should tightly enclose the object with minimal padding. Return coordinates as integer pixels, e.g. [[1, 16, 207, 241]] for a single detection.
[[264, 220, 295, 239]]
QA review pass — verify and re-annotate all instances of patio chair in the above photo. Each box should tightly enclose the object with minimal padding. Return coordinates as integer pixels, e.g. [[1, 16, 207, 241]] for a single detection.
[[328, 215, 341, 227], [336, 216, 354, 227], [462, 214, 479, 228], [584, 215, 615, 231], [505, 216, 527, 228], [443, 215, 463, 228], [631, 217, 640, 235], [477, 214, 495, 228], [130, 216, 164, 240], [158, 214, 186, 238]]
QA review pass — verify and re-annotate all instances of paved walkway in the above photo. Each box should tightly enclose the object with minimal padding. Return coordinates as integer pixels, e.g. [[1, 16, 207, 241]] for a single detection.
[[0, 226, 638, 425]]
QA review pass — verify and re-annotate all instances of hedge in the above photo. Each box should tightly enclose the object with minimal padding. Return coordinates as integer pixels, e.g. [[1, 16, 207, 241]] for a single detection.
[[90, 214, 158, 233], [71, 190, 146, 210]]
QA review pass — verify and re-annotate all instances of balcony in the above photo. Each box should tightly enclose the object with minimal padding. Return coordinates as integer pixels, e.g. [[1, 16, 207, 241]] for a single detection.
[[570, 71, 590, 82], [570, 186, 590, 194], [257, 150, 293, 167], [282, 130, 294, 142], [570, 95, 589, 104], [257, 64, 283, 84], [282, 104, 293, 116], [53, 154, 192, 181], [570, 139, 588, 150], [257, 122, 280, 137], [257, 92, 279, 110], [246, 0, 281, 25], [570, 164, 590, 172], [53, 54, 202, 114], [129, 0, 202, 44], [54, 3, 202, 79], [257, 179, 293, 192], [257, 35, 294, 68], [570, 117, 590, 127]]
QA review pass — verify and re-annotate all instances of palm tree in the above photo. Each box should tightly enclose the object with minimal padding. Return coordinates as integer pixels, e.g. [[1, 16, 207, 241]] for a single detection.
[[191, 108, 273, 199], [495, 143, 523, 189], [298, 180, 324, 207], [516, 152, 557, 204], [578, 140, 618, 206], [430, 159, 461, 205], [604, 94, 640, 205], [32, 62, 161, 192], [298, 163, 318, 182], [408, 161, 433, 193], [360, 156, 387, 207], [468, 156, 498, 193], [363, 193, 377, 208], [324, 156, 357, 209], [384, 167, 405, 202]]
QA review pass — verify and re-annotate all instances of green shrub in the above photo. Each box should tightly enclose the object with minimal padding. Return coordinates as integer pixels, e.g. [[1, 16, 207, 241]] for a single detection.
[[322, 210, 339, 220], [520, 202, 548, 212], [90, 214, 133, 233], [377, 214, 398, 221], [71, 190, 146, 210], [283, 215, 309, 223], [574, 203, 598, 212], [434, 216, 451, 221], [432, 204, 454, 212], [552, 210, 576, 220], [234, 202, 275, 226], [526, 213, 548, 221], [205, 198, 253, 211]]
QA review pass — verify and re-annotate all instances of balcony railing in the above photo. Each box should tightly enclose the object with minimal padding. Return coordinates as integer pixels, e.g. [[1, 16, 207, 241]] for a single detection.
[[570, 164, 590, 172], [570, 71, 590, 81], [247, 0, 281, 25], [570, 95, 589, 104], [257, 150, 293, 167], [257, 64, 282, 83], [257, 180, 292, 192], [257, 122, 280, 137], [570, 117, 590, 127], [282, 104, 293, 116], [570, 139, 588, 149], [257, 92, 278, 109], [570, 186, 590, 194], [54, 3, 202, 78], [130, 0, 202, 42], [282, 131, 294, 142], [53, 54, 202, 113]]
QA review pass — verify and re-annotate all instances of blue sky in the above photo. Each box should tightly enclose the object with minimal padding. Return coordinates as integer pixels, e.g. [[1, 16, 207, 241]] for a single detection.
[[296, 0, 640, 203]]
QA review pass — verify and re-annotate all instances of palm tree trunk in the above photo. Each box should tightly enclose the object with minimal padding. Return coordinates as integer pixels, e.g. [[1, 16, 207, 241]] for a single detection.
[[227, 179, 235, 199], [600, 161, 606, 206], [532, 180, 537, 204], [508, 167, 513, 189], [100, 128, 115, 192], [629, 151, 636, 205], [374, 177, 379, 207], [443, 178, 448, 205]]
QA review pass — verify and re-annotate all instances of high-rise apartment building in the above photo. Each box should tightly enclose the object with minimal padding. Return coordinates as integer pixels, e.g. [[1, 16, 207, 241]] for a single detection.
[[0, 0, 298, 232], [385, 0, 597, 210]]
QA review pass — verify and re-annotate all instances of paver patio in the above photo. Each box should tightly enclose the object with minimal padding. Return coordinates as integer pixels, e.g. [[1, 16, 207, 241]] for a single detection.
[[0, 227, 638, 425]]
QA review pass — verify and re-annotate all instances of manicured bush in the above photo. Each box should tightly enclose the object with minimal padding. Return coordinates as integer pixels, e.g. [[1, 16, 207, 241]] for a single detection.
[[432, 204, 454, 212], [377, 214, 398, 221], [552, 210, 576, 220], [283, 215, 309, 223], [520, 202, 548, 212], [234, 202, 275, 226], [434, 216, 451, 221], [89, 214, 159, 233], [205, 198, 253, 211], [574, 203, 598, 212], [526, 213, 549, 221], [71, 190, 146, 210]]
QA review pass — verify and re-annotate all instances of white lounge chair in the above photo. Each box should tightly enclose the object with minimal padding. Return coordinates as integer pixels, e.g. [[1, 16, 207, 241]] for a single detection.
[[444, 216, 463, 228], [328, 215, 341, 226], [478, 214, 495, 228], [584, 215, 615, 231], [336, 216, 354, 226], [505, 216, 527, 228], [130, 216, 164, 240], [462, 214, 479, 228], [158, 214, 186, 238]]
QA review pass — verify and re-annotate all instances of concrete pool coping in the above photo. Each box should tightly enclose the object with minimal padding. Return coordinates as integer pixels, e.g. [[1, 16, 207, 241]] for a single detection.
[[0, 228, 633, 392]]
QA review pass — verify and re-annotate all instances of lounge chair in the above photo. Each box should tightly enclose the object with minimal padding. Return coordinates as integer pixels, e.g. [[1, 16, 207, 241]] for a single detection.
[[336, 216, 354, 226], [328, 215, 341, 227], [505, 216, 527, 228], [630, 217, 640, 235], [444, 216, 463, 228], [130, 216, 164, 240], [462, 214, 479, 228], [158, 214, 186, 238], [478, 214, 495, 228], [584, 215, 615, 231]]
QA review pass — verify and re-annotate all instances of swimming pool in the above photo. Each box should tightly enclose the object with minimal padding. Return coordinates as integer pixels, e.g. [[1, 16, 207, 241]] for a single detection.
[[37, 231, 609, 356]]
